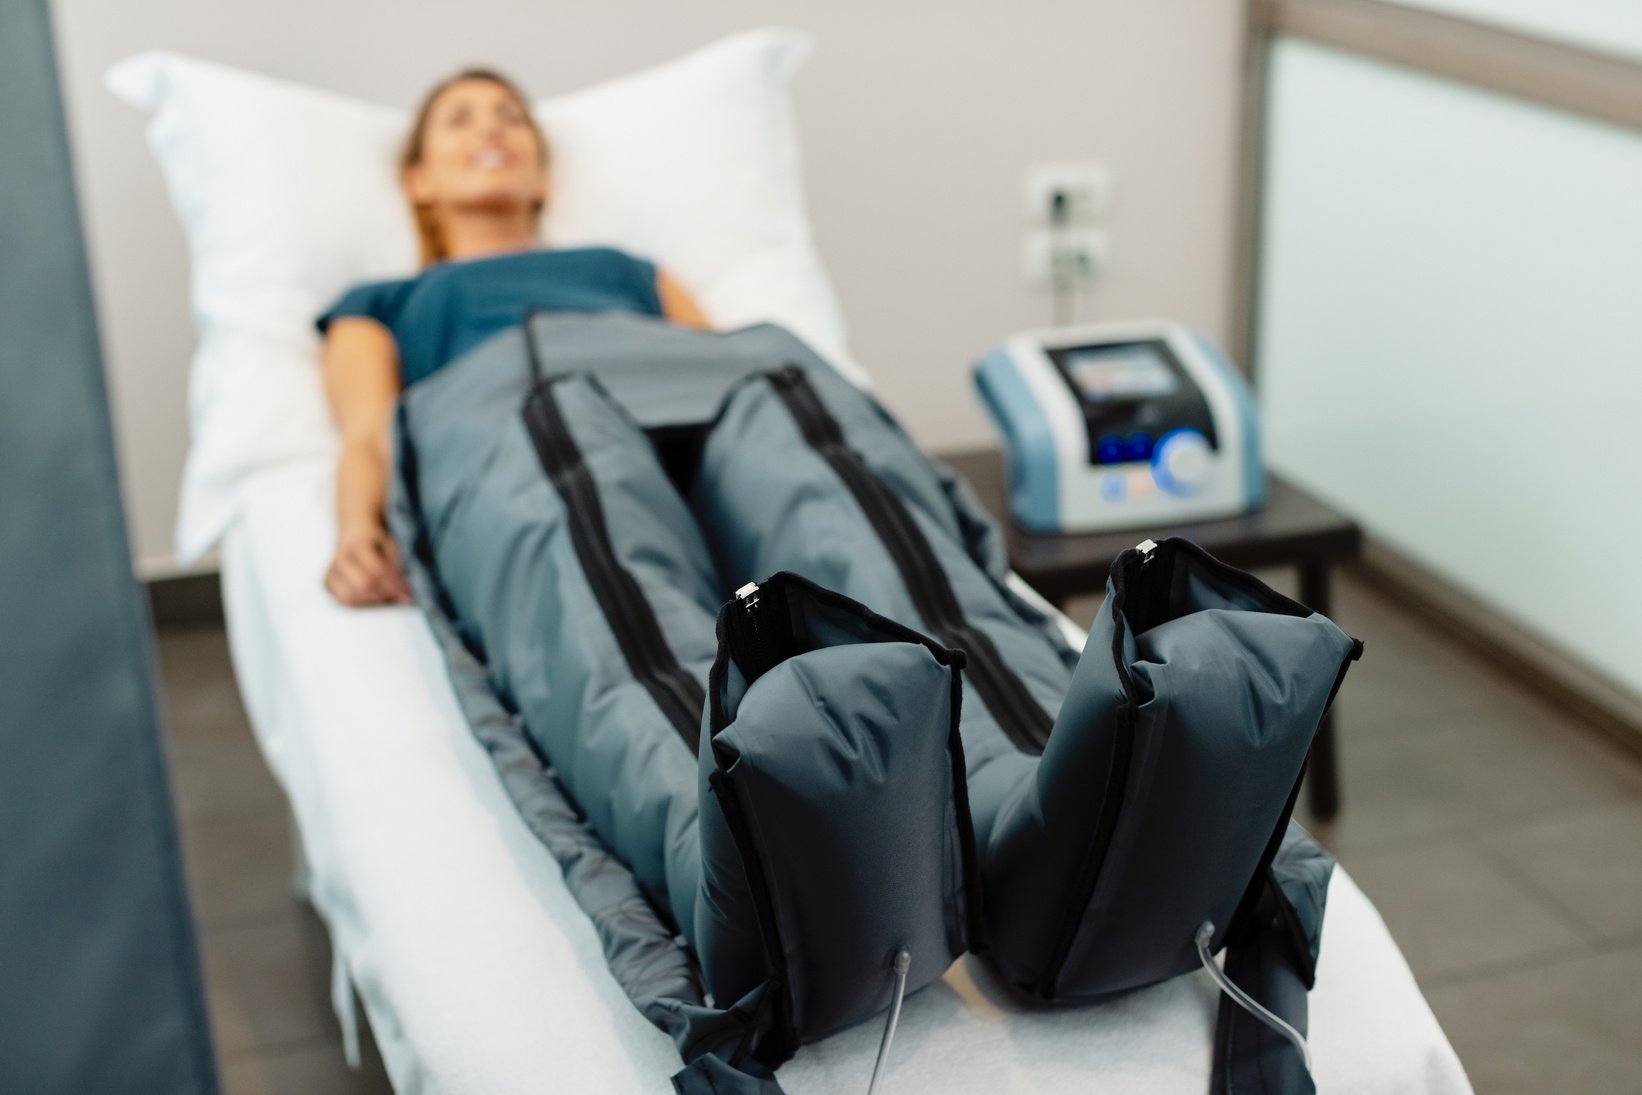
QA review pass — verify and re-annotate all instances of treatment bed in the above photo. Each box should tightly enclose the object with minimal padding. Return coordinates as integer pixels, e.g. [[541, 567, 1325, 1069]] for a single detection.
[[110, 30, 1473, 1093], [222, 453, 1470, 1094]]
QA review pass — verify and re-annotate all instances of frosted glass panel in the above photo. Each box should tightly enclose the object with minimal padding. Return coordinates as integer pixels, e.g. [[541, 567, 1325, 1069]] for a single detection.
[[1258, 38, 1642, 697], [1389, 0, 1642, 62]]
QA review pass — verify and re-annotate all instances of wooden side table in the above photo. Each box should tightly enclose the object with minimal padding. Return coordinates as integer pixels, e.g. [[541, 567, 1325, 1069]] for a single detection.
[[942, 450, 1363, 821]]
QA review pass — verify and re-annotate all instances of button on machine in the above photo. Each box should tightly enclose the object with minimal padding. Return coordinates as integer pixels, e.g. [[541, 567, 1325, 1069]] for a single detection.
[[1096, 434, 1127, 465], [1152, 428, 1211, 497]]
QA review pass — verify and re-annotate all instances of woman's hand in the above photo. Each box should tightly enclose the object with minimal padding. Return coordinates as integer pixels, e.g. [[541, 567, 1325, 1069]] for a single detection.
[[325, 522, 414, 607]]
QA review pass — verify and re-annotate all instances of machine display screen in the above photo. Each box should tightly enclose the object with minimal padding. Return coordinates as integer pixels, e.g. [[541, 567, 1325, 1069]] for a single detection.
[[1060, 343, 1179, 402]]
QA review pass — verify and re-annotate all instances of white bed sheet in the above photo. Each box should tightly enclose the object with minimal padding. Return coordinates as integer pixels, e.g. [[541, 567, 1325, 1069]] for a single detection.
[[221, 455, 1472, 1095]]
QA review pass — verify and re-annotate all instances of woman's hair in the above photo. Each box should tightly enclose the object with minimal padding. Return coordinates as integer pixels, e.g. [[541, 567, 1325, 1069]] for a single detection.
[[399, 68, 550, 266]]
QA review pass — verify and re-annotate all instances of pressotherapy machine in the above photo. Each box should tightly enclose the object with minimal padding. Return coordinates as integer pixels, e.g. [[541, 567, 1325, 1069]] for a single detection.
[[974, 320, 1264, 533], [390, 312, 1359, 1095]]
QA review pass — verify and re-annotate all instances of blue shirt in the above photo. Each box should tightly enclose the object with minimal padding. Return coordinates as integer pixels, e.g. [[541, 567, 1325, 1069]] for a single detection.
[[316, 246, 664, 386]]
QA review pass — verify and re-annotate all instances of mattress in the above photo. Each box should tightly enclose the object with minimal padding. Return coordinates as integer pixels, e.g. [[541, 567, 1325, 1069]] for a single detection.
[[221, 455, 1473, 1095]]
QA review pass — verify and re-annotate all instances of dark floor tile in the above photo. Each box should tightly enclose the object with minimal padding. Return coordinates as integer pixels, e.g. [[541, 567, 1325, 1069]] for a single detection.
[[165, 730, 288, 817], [1479, 799, 1642, 944], [1295, 727, 1468, 853], [1331, 601, 1557, 734], [155, 624, 252, 742], [1338, 835, 1588, 983], [155, 622, 235, 676], [1298, 701, 1642, 856], [1430, 708, 1642, 817], [156, 623, 287, 818], [1426, 944, 1642, 1095], [181, 804, 297, 928], [202, 909, 337, 1056], [220, 1039, 393, 1095], [1339, 651, 1553, 736]]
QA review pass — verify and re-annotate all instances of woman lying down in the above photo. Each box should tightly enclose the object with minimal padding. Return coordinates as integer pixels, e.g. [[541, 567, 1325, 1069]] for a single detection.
[[318, 68, 708, 608], [321, 67, 1359, 1095]]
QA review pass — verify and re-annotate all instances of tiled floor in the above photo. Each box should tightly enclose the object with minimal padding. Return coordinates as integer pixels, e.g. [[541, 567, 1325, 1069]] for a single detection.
[[154, 566, 1642, 1094]]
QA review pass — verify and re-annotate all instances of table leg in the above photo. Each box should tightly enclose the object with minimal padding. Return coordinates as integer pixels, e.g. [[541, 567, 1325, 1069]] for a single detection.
[[1299, 561, 1341, 821]]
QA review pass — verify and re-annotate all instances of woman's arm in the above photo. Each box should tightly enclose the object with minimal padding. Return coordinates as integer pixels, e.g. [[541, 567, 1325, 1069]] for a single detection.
[[320, 317, 413, 607], [657, 269, 710, 329]]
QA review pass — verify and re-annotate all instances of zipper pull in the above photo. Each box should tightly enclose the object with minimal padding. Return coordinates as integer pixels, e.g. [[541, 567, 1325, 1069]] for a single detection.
[[1135, 538, 1159, 564], [730, 580, 788, 683]]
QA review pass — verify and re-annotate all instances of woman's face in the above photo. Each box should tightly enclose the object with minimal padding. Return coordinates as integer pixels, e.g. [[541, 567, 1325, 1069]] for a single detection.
[[404, 78, 548, 217]]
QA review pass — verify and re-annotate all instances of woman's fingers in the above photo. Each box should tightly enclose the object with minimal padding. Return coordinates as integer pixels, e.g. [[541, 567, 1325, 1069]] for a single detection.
[[355, 540, 406, 604], [377, 532, 402, 569], [324, 562, 363, 606], [327, 550, 385, 606], [324, 525, 417, 608], [371, 533, 415, 602], [326, 532, 407, 607]]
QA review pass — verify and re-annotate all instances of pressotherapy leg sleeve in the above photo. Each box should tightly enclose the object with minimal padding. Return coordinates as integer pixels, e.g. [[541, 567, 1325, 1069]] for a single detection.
[[691, 366, 1359, 1011]]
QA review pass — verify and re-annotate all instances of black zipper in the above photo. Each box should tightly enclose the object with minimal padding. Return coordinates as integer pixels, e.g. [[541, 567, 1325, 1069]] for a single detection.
[[764, 367, 1054, 755], [522, 379, 705, 751], [1039, 541, 1151, 998], [706, 767, 798, 1064], [727, 581, 793, 684]]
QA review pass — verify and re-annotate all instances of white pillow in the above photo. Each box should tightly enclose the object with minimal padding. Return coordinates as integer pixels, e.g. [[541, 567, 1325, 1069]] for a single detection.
[[106, 30, 858, 564]]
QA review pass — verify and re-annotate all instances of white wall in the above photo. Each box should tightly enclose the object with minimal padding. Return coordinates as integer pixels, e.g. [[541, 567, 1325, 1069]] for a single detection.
[[51, 0, 1246, 575], [1258, 38, 1642, 699]]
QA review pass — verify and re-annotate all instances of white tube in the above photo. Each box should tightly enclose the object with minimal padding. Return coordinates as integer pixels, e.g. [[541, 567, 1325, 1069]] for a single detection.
[[866, 948, 913, 1095], [1195, 920, 1314, 1074]]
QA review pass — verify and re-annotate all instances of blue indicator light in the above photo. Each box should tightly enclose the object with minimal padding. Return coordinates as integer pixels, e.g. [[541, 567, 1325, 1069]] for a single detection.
[[1100, 473, 1126, 502], [1096, 435, 1127, 464], [1125, 432, 1154, 461]]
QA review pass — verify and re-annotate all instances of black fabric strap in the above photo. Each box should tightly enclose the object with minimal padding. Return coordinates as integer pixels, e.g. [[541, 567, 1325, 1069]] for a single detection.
[[672, 1053, 783, 1094], [522, 308, 547, 386], [1210, 829, 1335, 1095]]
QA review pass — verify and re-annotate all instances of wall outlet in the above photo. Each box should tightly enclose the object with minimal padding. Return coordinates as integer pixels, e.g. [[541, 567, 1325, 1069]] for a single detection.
[[1022, 227, 1110, 290], [1024, 162, 1113, 224]]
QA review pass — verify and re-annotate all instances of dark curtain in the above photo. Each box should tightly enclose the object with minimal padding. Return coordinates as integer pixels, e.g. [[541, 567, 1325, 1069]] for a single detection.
[[0, 3, 219, 1092]]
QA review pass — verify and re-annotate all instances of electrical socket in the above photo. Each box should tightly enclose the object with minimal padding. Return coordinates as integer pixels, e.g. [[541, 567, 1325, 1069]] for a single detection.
[[1024, 162, 1113, 225], [1022, 227, 1110, 290]]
